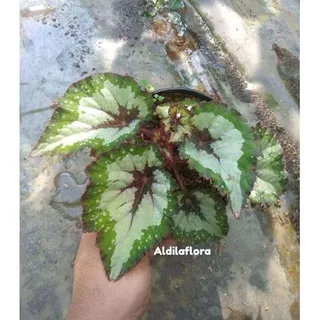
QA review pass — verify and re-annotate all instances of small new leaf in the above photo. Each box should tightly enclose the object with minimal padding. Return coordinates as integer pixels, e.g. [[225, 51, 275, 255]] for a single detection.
[[172, 189, 229, 243], [140, 79, 155, 93], [31, 73, 153, 156], [82, 145, 176, 280], [156, 100, 195, 143], [179, 102, 258, 217], [249, 128, 286, 205]]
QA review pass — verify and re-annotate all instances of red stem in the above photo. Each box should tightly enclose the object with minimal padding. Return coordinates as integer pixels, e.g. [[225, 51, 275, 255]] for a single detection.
[[105, 123, 127, 128], [171, 154, 188, 164], [172, 164, 186, 191], [140, 127, 154, 139]]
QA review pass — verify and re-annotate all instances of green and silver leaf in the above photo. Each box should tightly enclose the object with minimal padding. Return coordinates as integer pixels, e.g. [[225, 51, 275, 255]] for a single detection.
[[31, 73, 153, 156], [172, 189, 229, 243], [155, 98, 199, 119], [249, 128, 287, 205], [155, 104, 170, 119], [155, 99, 197, 143], [179, 102, 258, 217], [82, 145, 177, 280]]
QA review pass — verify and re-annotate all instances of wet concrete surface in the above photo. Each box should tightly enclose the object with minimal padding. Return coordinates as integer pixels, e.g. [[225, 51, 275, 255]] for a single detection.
[[20, 0, 299, 319], [187, 0, 300, 141]]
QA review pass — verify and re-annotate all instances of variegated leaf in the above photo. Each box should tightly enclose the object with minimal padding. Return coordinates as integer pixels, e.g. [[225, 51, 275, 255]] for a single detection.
[[31, 73, 153, 156], [155, 99, 197, 143], [172, 190, 229, 243], [249, 128, 286, 205], [179, 102, 257, 217], [155, 98, 198, 120], [82, 145, 177, 280]]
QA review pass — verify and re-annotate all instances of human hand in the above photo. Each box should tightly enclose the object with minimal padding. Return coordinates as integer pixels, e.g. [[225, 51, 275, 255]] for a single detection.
[[67, 232, 152, 320]]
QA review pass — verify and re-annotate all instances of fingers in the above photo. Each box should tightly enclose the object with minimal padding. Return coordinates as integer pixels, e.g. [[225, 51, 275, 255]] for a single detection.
[[75, 232, 100, 262], [78, 232, 98, 253], [74, 233, 178, 282], [160, 238, 177, 248], [132, 254, 152, 271], [78, 233, 177, 259], [148, 238, 178, 257], [74, 232, 106, 275]]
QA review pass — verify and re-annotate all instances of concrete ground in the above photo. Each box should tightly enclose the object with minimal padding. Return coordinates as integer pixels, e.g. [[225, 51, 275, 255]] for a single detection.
[[187, 0, 300, 141], [20, 0, 299, 319]]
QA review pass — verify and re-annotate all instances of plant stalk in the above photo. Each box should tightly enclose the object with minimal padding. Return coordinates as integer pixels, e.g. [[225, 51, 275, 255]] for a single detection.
[[172, 164, 186, 191], [140, 127, 154, 139]]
